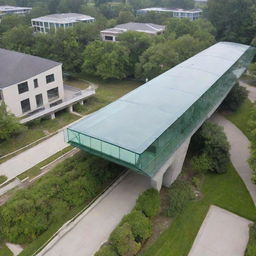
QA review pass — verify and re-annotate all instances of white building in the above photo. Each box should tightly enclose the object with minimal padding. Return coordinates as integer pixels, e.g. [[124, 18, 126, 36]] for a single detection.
[[0, 48, 64, 117], [101, 22, 165, 42], [0, 5, 32, 16], [137, 7, 202, 20], [31, 13, 95, 33]]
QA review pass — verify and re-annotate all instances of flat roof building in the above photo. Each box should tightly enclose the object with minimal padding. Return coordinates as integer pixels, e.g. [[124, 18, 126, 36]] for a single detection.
[[137, 7, 202, 20], [0, 5, 32, 16], [101, 22, 165, 42], [31, 13, 95, 33]]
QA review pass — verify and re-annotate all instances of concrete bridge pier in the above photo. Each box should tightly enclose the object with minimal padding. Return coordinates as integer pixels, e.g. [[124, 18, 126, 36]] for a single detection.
[[150, 137, 191, 191]]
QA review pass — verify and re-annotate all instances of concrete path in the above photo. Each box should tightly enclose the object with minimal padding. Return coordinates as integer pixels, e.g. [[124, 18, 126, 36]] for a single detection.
[[188, 205, 252, 256], [0, 131, 68, 182], [6, 242, 23, 256], [240, 80, 256, 102], [211, 114, 256, 205], [38, 171, 150, 256]]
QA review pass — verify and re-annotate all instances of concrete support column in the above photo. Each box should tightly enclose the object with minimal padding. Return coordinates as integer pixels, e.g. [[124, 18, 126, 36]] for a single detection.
[[150, 136, 191, 191], [50, 112, 55, 120], [79, 100, 84, 105], [68, 105, 73, 113], [163, 137, 190, 187]]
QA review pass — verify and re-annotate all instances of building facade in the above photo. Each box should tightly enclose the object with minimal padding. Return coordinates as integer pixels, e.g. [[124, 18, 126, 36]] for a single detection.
[[137, 7, 202, 20], [0, 49, 64, 117], [101, 22, 165, 42], [31, 13, 95, 33], [0, 5, 32, 16]]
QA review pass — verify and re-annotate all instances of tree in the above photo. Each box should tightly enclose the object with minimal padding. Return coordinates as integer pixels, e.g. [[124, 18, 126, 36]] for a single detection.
[[0, 103, 25, 141], [82, 41, 130, 79], [221, 83, 248, 112], [0, 15, 27, 34], [118, 31, 153, 74], [191, 154, 213, 173], [161, 0, 194, 9], [94, 245, 118, 256], [207, 0, 256, 44], [117, 10, 135, 24], [192, 122, 230, 174]]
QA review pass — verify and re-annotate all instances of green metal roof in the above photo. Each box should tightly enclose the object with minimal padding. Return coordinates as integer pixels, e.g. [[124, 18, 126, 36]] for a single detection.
[[69, 42, 250, 154]]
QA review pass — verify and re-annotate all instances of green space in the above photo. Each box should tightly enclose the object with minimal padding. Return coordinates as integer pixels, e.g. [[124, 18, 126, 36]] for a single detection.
[[0, 244, 12, 256], [0, 176, 7, 185], [142, 162, 256, 256], [241, 74, 256, 87], [245, 223, 256, 256], [71, 75, 141, 115], [0, 110, 79, 158], [223, 99, 253, 138], [0, 151, 123, 256], [17, 146, 73, 180]]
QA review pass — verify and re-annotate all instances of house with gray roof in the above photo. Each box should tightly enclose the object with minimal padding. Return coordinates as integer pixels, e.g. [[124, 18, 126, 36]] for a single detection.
[[31, 13, 95, 33], [0, 48, 65, 117], [0, 5, 32, 16], [100, 22, 165, 42]]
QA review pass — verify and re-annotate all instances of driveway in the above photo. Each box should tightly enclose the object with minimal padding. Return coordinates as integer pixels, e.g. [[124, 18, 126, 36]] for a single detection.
[[188, 205, 252, 256], [37, 171, 150, 256], [211, 114, 256, 205]]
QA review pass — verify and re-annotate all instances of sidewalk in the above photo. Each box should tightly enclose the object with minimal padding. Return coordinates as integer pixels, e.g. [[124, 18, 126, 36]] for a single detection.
[[0, 132, 68, 182], [37, 171, 150, 256], [211, 113, 256, 205]]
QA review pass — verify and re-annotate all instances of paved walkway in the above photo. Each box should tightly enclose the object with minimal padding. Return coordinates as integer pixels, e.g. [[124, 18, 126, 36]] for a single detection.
[[240, 80, 256, 102], [0, 132, 68, 182], [37, 171, 150, 256], [188, 205, 252, 256], [211, 114, 256, 205]]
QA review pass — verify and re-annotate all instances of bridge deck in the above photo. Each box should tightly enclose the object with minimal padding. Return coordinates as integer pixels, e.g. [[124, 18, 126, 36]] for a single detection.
[[67, 42, 255, 176]]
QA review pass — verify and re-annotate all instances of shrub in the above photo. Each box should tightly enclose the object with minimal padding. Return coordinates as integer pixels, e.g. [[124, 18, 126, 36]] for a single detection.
[[121, 210, 152, 242], [94, 244, 118, 256], [135, 189, 160, 218], [221, 83, 248, 112], [167, 180, 193, 217], [0, 152, 123, 244], [191, 154, 213, 173], [109, 223, 141, 256], [191, 122, 230, 174], [245, 223, 256, 256]]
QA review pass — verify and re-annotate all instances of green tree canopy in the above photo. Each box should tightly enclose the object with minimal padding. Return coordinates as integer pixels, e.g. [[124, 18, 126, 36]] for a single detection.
[[207, 0, 256, 44]]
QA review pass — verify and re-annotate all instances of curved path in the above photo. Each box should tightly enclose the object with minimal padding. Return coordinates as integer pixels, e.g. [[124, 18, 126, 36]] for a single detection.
[[211, 113, 256, 205], [240, 80, 256, 102]]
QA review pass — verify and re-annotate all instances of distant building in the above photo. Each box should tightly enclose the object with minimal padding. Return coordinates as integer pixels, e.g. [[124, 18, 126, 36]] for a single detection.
[[31, 13, 95, 33], [194, 0, 207, 3], [0, 48, 64, 117], [100, 22, 165, 42], [137, 7, 202, 21], [0, 5, 32, 16]]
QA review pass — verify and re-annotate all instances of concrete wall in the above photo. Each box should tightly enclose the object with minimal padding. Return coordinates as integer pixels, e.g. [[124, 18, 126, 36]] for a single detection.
[[2, 65, 64, 117]]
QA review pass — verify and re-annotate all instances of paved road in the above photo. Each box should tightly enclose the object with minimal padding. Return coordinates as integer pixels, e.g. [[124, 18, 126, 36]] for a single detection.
[[211, 114, 256, 205], [38, 171, 150, 256], [0, 132, 68, 181], [188, 205, 252, 256], [240, 80, 256, 102]]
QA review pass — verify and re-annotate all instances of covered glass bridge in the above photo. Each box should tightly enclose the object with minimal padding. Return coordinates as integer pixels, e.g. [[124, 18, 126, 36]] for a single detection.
[[66, 42, 255, 177]]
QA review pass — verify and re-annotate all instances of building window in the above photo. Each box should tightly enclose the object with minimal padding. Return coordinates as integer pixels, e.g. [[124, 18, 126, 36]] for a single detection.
[[47, 87, 59, 101], [105, 36, 113, 41], [34, 79, 38, 88], [36, 94, 43, 108], [18, 82, 28, 94], [46, 74, 55, 84], [20, 98, 31, 113]]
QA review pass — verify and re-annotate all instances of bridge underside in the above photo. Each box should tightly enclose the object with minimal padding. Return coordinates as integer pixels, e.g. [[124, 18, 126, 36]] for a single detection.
[[66, 42, 255, 187]]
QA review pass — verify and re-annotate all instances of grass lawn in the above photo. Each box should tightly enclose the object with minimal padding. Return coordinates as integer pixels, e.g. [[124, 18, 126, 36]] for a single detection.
[[223, 99, 253, 138], [142, 163, 256, 256], [0, 244, 12, 256], [69, 74, 142, 115], [0, 110, 79, 158]]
